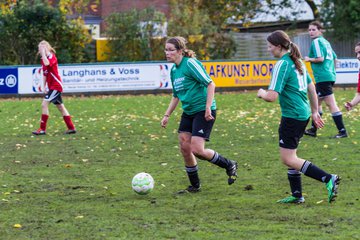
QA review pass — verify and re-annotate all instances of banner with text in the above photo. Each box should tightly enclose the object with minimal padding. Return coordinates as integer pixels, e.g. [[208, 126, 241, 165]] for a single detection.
[[17, 63, 173, 94], [1, 58, 358, 95]]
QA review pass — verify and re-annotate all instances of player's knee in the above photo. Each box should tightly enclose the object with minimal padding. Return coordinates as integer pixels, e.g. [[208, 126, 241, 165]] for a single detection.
[[179, 141, 191, 155], [191, 146, 205, 159]]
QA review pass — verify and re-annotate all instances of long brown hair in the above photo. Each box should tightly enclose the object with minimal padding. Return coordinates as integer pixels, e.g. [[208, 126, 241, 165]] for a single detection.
[[166, 36, 196, 58], [267, 30, 304, 75]]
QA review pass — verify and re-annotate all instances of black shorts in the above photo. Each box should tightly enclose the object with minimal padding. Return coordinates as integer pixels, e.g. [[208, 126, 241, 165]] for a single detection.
[[178, 110, 216, 141], [315, 81, 334, 98], [278, 117, 309, 149], [44, 90, 63, 105]]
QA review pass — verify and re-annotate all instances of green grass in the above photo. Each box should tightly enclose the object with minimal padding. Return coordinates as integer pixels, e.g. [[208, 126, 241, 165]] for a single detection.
[[0, 88, 359, 240]]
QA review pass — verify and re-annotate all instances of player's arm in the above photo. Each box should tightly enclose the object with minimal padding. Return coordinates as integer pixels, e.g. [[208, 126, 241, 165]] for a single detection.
[[345, 93, 360, 111], [40, 46, 50, 66], [308, 82, 324, 128], [257, 89, 278, 102], [304, 56, 324, 63], [42, 75, 47, 93], [161, 97, 179, 128], [205, 81, 215, 121]]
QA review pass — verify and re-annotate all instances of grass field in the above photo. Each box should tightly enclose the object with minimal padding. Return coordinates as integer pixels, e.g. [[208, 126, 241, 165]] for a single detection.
[[0, 89, 359, 240]]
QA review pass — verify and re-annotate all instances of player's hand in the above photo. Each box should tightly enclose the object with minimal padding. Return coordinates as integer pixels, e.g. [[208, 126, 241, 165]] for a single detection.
[[345, 101, 353, 111], [161, 116, 169, 128], [257, 88, 265, 98], [312, 112, 324, 129], [304, 56, 310, 62], [205, 108, 214, 121]]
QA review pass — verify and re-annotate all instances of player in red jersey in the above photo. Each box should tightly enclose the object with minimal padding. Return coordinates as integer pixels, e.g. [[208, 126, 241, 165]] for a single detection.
[[345, 42, 360, 111], [32, 40, 76, 135]]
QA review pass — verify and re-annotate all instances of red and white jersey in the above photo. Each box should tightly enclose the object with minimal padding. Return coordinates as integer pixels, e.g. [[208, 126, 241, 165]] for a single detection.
[[357, 69, 360, 93], [41, 53, 63, 92]]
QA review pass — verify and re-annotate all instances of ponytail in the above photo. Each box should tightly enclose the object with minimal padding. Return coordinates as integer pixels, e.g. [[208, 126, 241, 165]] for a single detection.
[[267, 30, 304, 75], [183, 49, 196, 58], [289, 42, 304, 75]]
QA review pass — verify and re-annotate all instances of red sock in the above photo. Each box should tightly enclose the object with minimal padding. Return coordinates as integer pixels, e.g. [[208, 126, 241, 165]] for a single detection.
[[40, 114, 49, 130], [63, 115, 75, 130]]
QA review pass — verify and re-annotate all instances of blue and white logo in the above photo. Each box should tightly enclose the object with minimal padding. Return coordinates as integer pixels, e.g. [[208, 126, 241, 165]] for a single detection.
[[5, 74, 17, 87], [0, 68, 18, 94]]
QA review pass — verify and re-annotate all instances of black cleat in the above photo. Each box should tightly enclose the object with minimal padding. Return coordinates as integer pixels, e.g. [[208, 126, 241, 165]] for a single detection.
[[226, 161, 238, 185], [332, 132, 347, 139], [176, 185, 201, 194], [65, 129, 77, 134], [32, 129, 46, 135], [304, 128, 317, 137]]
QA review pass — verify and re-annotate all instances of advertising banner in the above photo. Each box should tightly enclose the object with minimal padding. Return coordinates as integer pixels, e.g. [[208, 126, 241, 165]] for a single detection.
[[335, 59, 359, 84], [0, 68, 18, 94], [1, 58, 358, 96], [18, 63, 173, 94], [202, 60, 276, 87]]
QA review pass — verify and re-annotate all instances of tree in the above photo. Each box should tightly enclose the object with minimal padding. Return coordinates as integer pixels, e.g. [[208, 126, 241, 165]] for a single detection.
[[167, 0, 238, 60], [0, 0, 91, 65], [322, 0, 360, 40], [105, 7, 166, 62]]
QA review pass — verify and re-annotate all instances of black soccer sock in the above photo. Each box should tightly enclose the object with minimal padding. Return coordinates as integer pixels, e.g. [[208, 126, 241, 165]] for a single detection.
[[288, 169, 302, 198], [186, 165, 200, 188], [209, 152, 231, 169], [300, 160, 331, 183], [332, 112, 346, 133], [311, 111, 323, 130]]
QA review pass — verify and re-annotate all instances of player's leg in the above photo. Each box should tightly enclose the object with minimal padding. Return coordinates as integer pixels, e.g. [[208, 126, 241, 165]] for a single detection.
[[178, 132, 200, 192], [32, 97, 50, 135], [324, 94, 347, 138], [305, 84, 323, 137], [55, 95, 76, 134], [191, 110, 238, 185], [280, 148, 340, 203]]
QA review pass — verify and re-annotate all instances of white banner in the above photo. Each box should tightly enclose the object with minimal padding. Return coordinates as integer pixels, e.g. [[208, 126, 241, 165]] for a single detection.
[[336, 59, 359, 84], [18, 62, 173, 94]]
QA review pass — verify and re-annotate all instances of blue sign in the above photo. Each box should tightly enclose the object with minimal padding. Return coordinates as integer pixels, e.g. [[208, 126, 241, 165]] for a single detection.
[[0, 68, 18, 94]]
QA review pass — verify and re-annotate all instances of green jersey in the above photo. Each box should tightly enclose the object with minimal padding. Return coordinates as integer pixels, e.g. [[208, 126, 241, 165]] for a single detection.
[[170, 57, 216, 115], [268, 53, 312, 121], [309, 36, 337, 83]]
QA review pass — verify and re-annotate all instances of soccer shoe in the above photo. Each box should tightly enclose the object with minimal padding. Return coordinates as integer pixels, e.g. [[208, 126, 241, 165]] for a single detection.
[[332, 132, 347, 139], [32, 129, 46, 135], [226, 160, 238, 185], [65, 129, 77, 134], [176, 185, 201, 194], [277, 195, 305, 204], [326, 174, 340, 203], [304, 128, 317, 137]]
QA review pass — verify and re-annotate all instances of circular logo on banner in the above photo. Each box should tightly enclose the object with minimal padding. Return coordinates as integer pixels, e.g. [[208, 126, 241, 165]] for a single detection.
[[32, 68, 43, 92], [5, 74, 17, 88]]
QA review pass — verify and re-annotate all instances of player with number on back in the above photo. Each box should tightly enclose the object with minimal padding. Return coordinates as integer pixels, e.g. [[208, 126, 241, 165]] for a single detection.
[[304, 21, 347, 138], [32, 40, 76, 135], [257, 30, 340, 204]]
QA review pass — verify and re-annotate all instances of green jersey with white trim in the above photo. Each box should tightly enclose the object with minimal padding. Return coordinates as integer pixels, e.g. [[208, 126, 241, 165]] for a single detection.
[[170, 57, 216, 115], [268, 53, 312, 121], [309, 36, 337, 83]]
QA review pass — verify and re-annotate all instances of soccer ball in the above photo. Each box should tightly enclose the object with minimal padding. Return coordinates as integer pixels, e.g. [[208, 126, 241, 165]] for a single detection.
[[131, 172, 154, 195]]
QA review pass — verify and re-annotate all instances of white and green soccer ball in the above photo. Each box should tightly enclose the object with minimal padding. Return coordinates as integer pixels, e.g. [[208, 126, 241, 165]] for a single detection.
[[132, 172, 154, 195]]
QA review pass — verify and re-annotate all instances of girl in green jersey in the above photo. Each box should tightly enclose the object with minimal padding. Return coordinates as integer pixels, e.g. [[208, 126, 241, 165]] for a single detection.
[[161, 36, 238, 193], [304, 21, 347, 138], [257, 30, 340, 204]]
